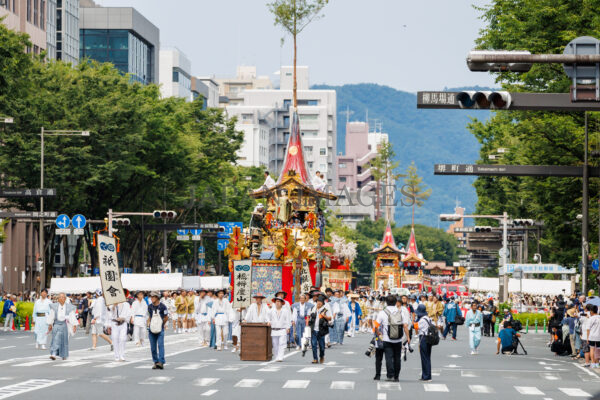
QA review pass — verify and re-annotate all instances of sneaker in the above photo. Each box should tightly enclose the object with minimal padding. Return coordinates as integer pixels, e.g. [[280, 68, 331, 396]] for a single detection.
[[41, 345, 46, 350], [373, 376, 381, 381], [152, 363, 158, 370], [471, 351, 476, 355], [35, 343, 39, 349], [231, 348, 237, 353], [156, 362, 164, 369]]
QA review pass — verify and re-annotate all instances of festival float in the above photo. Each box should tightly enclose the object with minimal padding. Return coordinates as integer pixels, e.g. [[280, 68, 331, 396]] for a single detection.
[[225, 111, 337, 304], [370, 222, 405, 291], [399, 227, 429, 291], [321, 234, 356, 291]]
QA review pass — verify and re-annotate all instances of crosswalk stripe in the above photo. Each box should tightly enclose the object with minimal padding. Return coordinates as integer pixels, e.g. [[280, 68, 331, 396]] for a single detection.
[[469, 385, 494, 394], [257, 366, 282, 372], [541, 373, 560, 381], [139, 377, 173, 385], [515, 386, 545, 395], [56, 361, 91, 367], [0, 379, 64, 399], [339, 368, 361, 374], [377, 393, 387, 400], [424, 384, 449, 392], [283, 380, 310, 389], [234, 379, 262, 388], [559, 388, 592, 397], [377, 382, 401, 391], [330, 381, 355, 390], [201, 390, 218, 397], [461, 370, 479, 377], [217, 365, 244, 371], [298, 367, 323, 373], [13, 360, 52, 367], [176, 363, 207, 370], [0, 346, 16, 350], [193, 378, 219, 387]]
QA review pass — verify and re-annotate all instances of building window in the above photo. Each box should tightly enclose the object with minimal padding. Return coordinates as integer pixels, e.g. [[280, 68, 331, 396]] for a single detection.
[[40, 0, 45, 30], [297, 99, 318, 106], [339, 163, 346, 169], [172, 70, 179, 83], [283, 99, 291, 109], [33, 0, 39, 26], [320, 148, 326, 156], [283, 116, 290, 128], [308, 162, 313, 168], [299, 114, 318, 122], [304, 146, 313, 155], [27, 0, 32, 22], [339, 177, 347, 182]]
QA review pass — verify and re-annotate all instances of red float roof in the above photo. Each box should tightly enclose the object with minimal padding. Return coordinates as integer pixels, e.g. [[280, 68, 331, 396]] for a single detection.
[[277, 111, 311, 185]]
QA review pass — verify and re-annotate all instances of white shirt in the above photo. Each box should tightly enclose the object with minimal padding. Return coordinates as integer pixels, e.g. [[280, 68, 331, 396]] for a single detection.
[[292, 302, 310, 320], [245, 302, 269, 323], [313, 175, 326, 191], [131, 299, 148, 327], [588, 314, 600, 341], [313, 305, 328, 332], [211, 298, 232, 325], [106, 302, 131, 327], [263, 175, 276, 189], [418, 316, 432, 336], [57, 304, 66, 321], [268, 307, 291, 336], [376, 305, 408, 343]]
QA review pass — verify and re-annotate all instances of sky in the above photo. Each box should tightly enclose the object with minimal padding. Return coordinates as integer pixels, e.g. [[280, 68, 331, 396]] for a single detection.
[[95, 0, 497, 92]]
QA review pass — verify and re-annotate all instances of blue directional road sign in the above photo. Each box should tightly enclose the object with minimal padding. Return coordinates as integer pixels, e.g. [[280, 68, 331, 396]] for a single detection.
[[190, 229, 202, 236], [123, 268, 132, 274], [72, 214, 87, 229], [198, 246, 205, 253], [198, 258, 205, 267], [218, 222, 243, 238], [55, 214, 71, 229], [177, 229, 189, 235], [592, 259, 599, 271], [217, 239, 229, 251]]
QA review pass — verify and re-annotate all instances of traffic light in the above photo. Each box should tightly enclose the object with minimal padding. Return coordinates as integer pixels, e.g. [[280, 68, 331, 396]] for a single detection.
[[474, 226, 492, 233], [113, 218, 131, 226], [456, 91, 512, 109], [513, 219, 534, 226], [467, 50, 532, 72], [153, 210, 178, 219], [440, 214, 462, 221]]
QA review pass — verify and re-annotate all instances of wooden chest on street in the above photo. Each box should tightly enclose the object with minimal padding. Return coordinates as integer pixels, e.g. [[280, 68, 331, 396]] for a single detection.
[[240, 323, 272, 361]]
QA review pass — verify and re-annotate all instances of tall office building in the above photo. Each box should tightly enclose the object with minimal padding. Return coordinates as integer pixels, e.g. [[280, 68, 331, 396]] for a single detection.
[[159, 48, 192, 100], [224, 66, 337, 187], [79, 4, 159, 84], [1, 0, 50, 55], [55, 0, 79, 64]]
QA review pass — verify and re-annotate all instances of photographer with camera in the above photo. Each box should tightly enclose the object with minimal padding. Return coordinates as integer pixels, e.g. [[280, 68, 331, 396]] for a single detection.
[[308, 295, 331, 364], [375, 295, 410, 382], [496, 321, 520, 355]]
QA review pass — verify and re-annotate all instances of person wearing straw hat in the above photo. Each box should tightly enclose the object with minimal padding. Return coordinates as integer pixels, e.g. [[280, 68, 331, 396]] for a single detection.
[[244, 294, 269, 323], [268, 296, 292, 362], [211, 289, 232, 351]]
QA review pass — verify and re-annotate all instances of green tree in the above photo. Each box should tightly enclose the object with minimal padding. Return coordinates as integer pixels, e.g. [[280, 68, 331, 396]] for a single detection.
[[370, 141, 404, 221], [470, 0, 600, 269], [268, 0, 329, 107], [403, 162, 431, 227]]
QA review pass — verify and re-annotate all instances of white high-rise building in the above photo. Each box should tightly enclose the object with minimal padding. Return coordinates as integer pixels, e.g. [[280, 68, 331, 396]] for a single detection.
[[159, 47, 192, 100], [225, 66, 337, 187]]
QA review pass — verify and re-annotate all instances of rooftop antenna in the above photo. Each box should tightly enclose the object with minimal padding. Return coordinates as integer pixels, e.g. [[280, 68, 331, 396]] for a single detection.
[[340, 106, 353, 125]]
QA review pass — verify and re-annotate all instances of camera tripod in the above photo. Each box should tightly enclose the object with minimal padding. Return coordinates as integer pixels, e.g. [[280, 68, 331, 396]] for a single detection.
[[514, 336, 527, 355]]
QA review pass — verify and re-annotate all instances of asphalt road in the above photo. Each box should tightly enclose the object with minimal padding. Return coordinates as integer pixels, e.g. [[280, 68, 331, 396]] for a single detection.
[[0, 326, 598, 399]]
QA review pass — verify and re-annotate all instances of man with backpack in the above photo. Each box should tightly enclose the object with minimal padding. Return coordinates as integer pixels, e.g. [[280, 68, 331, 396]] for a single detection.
[[147, 292, 169, 370], [375, 295, 410, 382], [416, 303, 438, 381]]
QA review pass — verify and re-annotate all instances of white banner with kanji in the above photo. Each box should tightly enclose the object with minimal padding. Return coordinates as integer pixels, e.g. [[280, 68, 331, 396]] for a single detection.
[[233, 260, 252, 309], [98, 235, 126, 306], [300, 260, 312, 294]]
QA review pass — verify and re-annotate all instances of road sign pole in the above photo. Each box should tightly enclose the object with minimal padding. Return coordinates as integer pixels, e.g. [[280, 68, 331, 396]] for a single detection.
[[108, 208, 113, 237], [39, 126, 45, 291], [501, 212, 509, 302], [582, 112, 589, 295]]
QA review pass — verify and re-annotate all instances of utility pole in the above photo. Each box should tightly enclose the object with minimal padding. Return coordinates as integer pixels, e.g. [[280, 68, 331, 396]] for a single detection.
[[39, 127, 45, 290], [582, 112, 589, 294]]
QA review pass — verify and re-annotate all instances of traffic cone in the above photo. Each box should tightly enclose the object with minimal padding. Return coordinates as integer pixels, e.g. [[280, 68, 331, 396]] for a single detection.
[[24, 316, 30, 331], [11, 319, 15, 331]]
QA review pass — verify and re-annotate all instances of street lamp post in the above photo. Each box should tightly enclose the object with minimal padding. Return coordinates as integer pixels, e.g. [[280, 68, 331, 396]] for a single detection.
[[440, 211, 510, 301], [39, 129, 90, 291]]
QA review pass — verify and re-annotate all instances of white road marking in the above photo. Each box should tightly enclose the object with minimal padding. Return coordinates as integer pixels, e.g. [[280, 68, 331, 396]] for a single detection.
[[74, 337, 87, 340], [56, 361, 91, 367], [193, 378, 220, 387], [176, 363, 207, 370], [515, 386, 545, 395], [330, 381, 355, 390], [15, 336, 28, 339], [448, 354, 462, 358], [469, 385, 494, 394], [257, 366, 282, 372], [377, 393, 387, 400], [91, 376, 124, 384], [200, 390, 218, 397], [541, 373, 559, 381], [325, 361, 337, 366], [342, 351, 355, 354], [13, 360, 52, 367], [217, 365, 244, 371], [424, 384, 449, 392], [234, 379, 262, 388], [377, 382, 401, 391], [444, 364, 460, 368], [0, 346, 16, 350], [135, 365, 153, 369], [140, 376, 173, 385], [201, 359, 218, 362], [0, 379, 64, 399], [339, 368, 361, 374], [298, 367, 323, 373], [259, 350, 299, 365], [575, 363, 599, 378], [559, 388, 592, 397], [283, 380, 310, 389], [461, 370, 479, 378]]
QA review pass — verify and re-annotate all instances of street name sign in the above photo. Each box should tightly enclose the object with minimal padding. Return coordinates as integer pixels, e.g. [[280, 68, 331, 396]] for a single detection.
[[0, 211, 58, 218], [434, 164, 600, 177], [0, 188, 57, 197]]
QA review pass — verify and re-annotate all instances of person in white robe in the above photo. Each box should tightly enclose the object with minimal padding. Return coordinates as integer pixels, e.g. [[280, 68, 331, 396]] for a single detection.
[[47, 293, 77, 360], [90, 290, 112, 350], [231, 307, 246, 353], [244, 294, 269, 323], [211, 289, 232, 350], [130, 292, 148, 346], [268, 297, 292, 362], [198, 291, 212, 347], [33, 289, 52, 349], [106, 301, 132, 361]]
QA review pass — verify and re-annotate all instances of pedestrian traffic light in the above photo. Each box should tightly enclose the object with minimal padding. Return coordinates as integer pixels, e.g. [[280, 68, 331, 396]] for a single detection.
[[513, 219, 534, 226], [456, 91, 512, 109], [153, 210, 177, 219], [113, 218, 130, 226], [474, 226, 492, 233]]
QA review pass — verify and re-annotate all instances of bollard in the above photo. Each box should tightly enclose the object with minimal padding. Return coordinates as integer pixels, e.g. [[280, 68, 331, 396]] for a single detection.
[[24, 315, 30, 331], [495, 321, 499, 334], [535, 320, 538, 333], [526, 319, 529, 333], [543, 318, 546, 333]]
